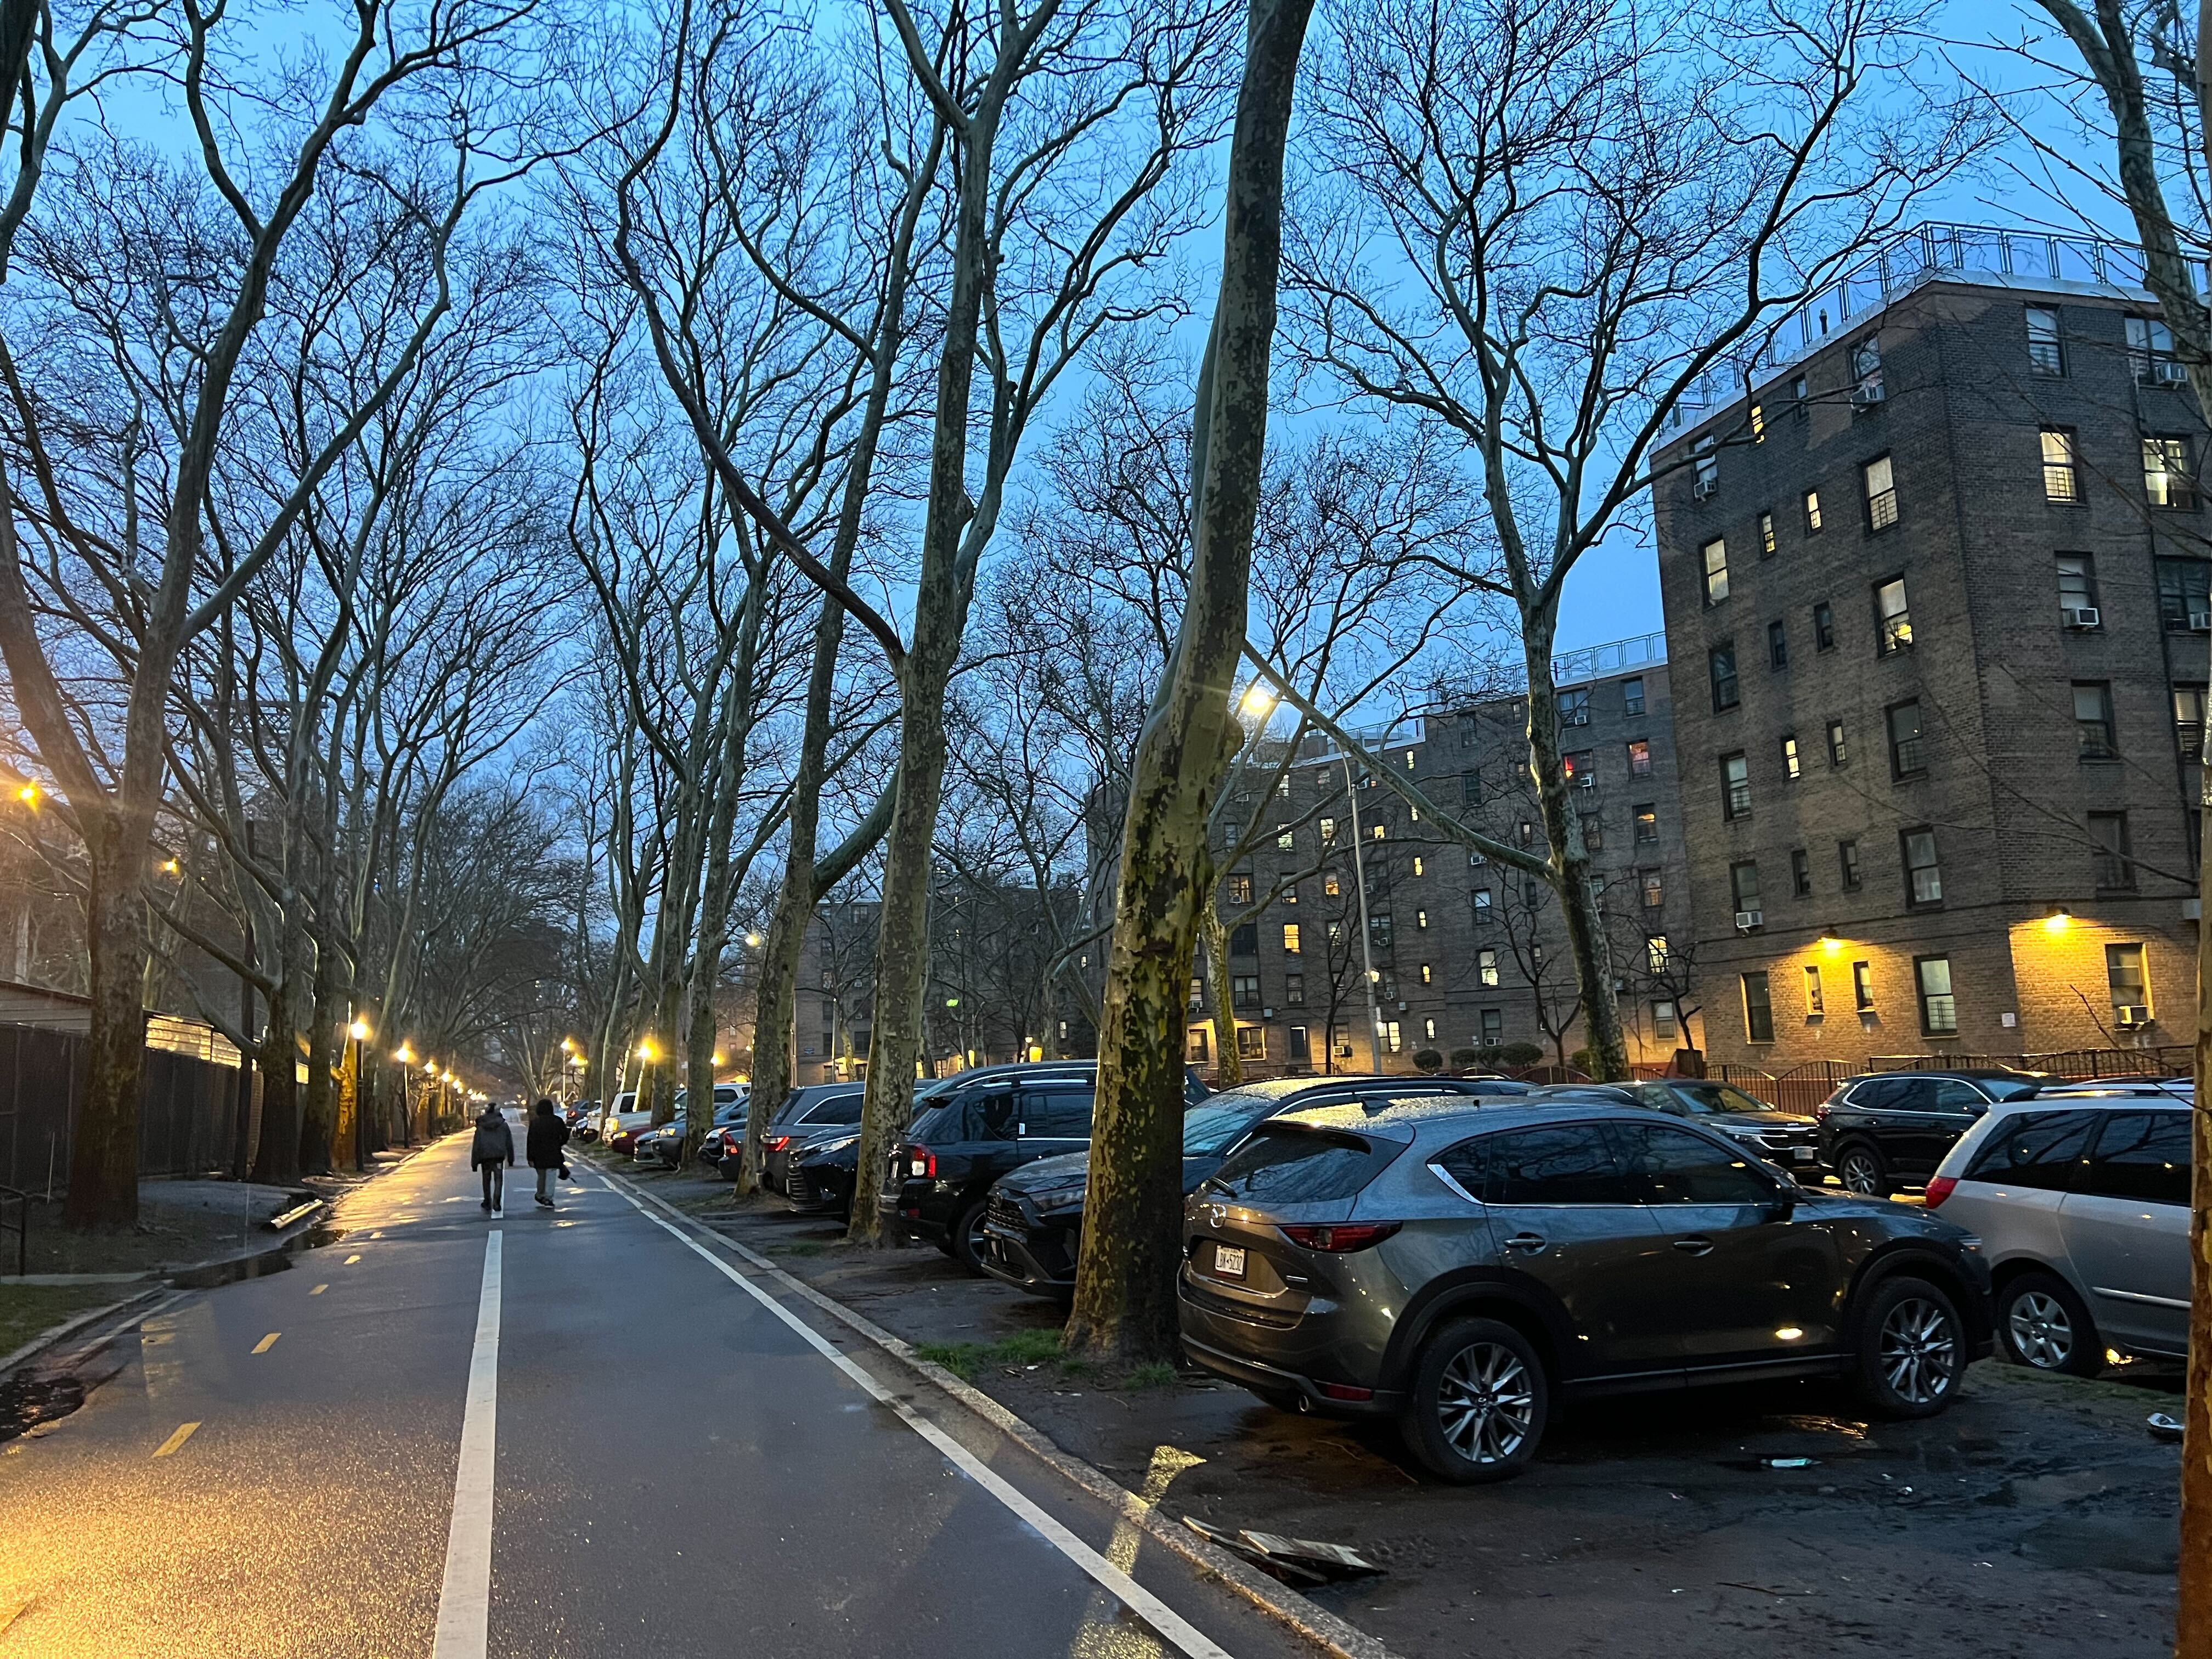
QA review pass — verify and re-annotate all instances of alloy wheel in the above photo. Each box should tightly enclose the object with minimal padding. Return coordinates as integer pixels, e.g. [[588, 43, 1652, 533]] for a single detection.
[[1838, 1149, 1882, 1195], [1879, 1296, 1959, 1404], [1436, 1341, 1536, 1465], [2007, 1290, 2075, 1370]]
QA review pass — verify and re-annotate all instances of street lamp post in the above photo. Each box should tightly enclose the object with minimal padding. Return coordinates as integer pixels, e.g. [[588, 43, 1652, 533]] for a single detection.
[[1342, 755, 1386, 1073], [346, 1018, 371, 1170]]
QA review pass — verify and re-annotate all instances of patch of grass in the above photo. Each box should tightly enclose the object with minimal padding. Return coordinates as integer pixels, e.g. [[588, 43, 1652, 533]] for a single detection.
[[0, 1283, 129, 1357], [916, 1327, 1068, 1381], [1126, 1360, 1178, 1390], [996, 1327, 1067, 1365], [915, 1340, 993, 1380]]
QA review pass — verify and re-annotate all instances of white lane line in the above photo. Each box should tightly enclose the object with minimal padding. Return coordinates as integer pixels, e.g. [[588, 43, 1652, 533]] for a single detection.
[[432, 1229, 502, 1659], [605, 1185, 1236, 1659]]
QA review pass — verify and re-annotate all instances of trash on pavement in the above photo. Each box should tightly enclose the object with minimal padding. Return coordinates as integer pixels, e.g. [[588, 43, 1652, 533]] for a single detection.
[[2148, 1413, 2184, 1444], [1181, 1517, 1384, 1587]]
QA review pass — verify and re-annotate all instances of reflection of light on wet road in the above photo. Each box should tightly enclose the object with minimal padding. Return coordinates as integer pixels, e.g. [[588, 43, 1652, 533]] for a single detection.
[[1070, 1444, 1207, 1659]]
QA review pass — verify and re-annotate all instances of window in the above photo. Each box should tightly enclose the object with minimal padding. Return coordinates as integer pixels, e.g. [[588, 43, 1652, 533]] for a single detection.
[[1964, 1110, 2101, 1191], [2129, 314, 2185, 385], [1863, 454, 1897, 529], [1622, 676, 1645, 718], [1803, 489, 1824, 533], [1702, 538, 1730, 604], [1559, 686, 1591, 726], [1420, 1015, 1436, 1043], [1730, 860, 1762, 918], [1579, 812, 1602, 851], [1189, 976, 1205, 1011], [1887, 700, 1924, 777], [1186, 1026, 1214, 1065], [1827, 719, 1849, 767], [2073, 682, 2116, 758], [2107, 942, 2150, 1019], [1369, 913, 1393, 950], [1803, 964, 1825, 1017], [1285, 973, 1305, 1006], [1901, 826, 1943, 907], [1646, 935, 1670, 973], [1627, 739, 1652, 776], [1767, 619, 1788, 670], [1791, 373, 1809, 419], [1471, 887, 1493, 921], [1756, 511, 1777, 560], [1236, 1025, 1266, 1059], [1379, 1020, 1403, 1056], [1460, 769, 1482, 804], [2025, 305, 2065, 375], [1850, 334, 1884, 407], [1791, 847, 1812, 897], [1562, 748, 1594, 786], [1751, 403, 1765, 442], [1451, 1125, 1636, 1206], [2157, 558, 2211, 631], [2145, 436, 2197, 509], [1874, 575, 1911, 652], [1326, 918, 1343, 944], [1232, 974, 1261, 1009], [1477, 947, 1499, 988], [1282, 882, 1297, 905], [2041, 428, 2080, 503], [1709, 642, 1739, 711], [2083, 1110, 2190, 1206], [1458, 720, 1477, 749], [1814, 600, 1835, 651], [2175, 684, 2206, 763], [1634, 803, 1657, 843], [1230, 922, 1258, 956], [1275, 825, 1294, 851], [1281, 923, 1301, 955], [1369, 822, 1386, 841], [2089, 811, 2134, 889], [2055, 553, 2098, 627], [1781, 734, 1801, 779], [1286, 1025, 1309, 1063], [1915, 955, 1957, 1035], [1640, 870, 1664, 910], [1415, 908, 1428, 929], [1621, 1121, 1780, 1204], [1322, 871, 1341, 898], [1412, 855, 1425, 876], [1741, 972, 1774, 1042], [1419, 962, 1434, 986], [1720, 752, 1751, 819], [1224, 872, 1253, 905], [1838, 837, 1861, 890], [1278, 772, 1290, 796], [1693, 435, 1718, 494], [1318, 816, 1335, 845]]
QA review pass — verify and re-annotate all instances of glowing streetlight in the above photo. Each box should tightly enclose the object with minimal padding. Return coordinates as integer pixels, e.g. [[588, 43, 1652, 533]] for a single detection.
[[15, 782, 37, 806], [712, 1050, 726, 1066], [2044, 907, 2073, 934], [1818, 930, 1844, 955], [1238, 682, 1276, 720], [348, 1019, 371, 1042], [159, 857, 180, 875], [560, 1036, 576, 1054], [743, 932, 763, 948], [636, 1039, 658, 1063], [393, 1042, 416, 1065]]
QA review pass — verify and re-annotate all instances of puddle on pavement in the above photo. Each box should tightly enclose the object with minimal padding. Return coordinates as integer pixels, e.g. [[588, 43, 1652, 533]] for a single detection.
[[0, 1374, 86, 1443]]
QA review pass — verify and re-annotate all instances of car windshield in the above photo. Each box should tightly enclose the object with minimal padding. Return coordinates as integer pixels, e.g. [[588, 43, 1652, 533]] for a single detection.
[[1181, 1092, 1288, 1156], [1664, 1083, 1791, 1118]]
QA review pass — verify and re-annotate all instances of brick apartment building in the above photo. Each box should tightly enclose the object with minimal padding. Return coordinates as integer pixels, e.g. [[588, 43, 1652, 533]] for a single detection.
[[1654, 223, 2205, 1073], [1190, 635, 1696, 1077]]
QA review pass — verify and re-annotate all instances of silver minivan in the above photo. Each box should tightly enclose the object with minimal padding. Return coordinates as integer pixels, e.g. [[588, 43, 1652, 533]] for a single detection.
[[1927, 1081, 2191, 1374]]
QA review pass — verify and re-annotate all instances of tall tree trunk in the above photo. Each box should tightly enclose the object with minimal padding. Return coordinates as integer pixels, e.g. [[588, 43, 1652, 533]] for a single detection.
[[70, 843, 148, 1227], [250, 970, 303, 1186], [1200, 899, 1241, 1086], [299, 941, 340, 1175], [1064, 0, 1316, 1361]]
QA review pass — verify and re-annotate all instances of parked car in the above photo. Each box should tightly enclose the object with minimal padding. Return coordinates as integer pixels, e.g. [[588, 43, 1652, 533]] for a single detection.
[[639, 1089, 746, 1167], [787, 1126, 864, 1217], [753, 1084, 867, 1188], [1926, 1081, 2191, 1375], [1178, 1095, 1993, 1483], [598, 1091, 639, 1141], [1532, 1080, 1821, 1172], [982, 1076, 1529, 1301], [604, 1098, 655, 1155], [565, 1100, 600, 1141], [1814, 1069, 2044, 1195], [881, 1062, 1209, 1272]]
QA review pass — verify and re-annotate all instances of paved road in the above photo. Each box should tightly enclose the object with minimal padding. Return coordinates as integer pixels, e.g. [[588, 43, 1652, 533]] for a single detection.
[[0, 1121, 1322, 1659]]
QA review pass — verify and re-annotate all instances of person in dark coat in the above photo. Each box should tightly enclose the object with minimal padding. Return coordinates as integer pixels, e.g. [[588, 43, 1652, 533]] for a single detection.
[[526, 1097, 571, 1209], [470, 1104, 515, 1211]]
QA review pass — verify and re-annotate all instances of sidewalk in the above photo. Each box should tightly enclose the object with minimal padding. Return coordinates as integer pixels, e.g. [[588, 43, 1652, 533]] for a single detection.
[[624, 1159, 2179, 1659]]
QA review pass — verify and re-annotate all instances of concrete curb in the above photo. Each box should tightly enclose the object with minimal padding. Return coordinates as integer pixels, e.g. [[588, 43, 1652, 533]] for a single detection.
[[0, 1284, 168, 1379], [597, 1162, 1406, 1659]]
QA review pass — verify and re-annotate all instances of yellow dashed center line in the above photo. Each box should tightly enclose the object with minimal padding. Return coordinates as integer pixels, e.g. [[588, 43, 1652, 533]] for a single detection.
[[309, 1284, 328, 1295], [152, 1422, 200, 1458], [251, 1333, 280, 1355], [345, 1255, 362, 1265]]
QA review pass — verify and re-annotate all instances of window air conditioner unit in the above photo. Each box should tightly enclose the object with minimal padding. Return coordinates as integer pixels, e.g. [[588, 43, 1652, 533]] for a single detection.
[[2191, 607, 2212, 631], [2060, 605, 2101, 629], [2114, 1005, 2153, 1028], [1261, 1006, 1275, 1018], [1396, 1000, 1409, 1013], [1692, 476, 1718, 500], [1573, 774, 1595, 790], [1564, 709, 1590, 726], [1734, 909, 1763, 932], [1851, 383, 1885, 408], [2157, 358, 2190, 385]]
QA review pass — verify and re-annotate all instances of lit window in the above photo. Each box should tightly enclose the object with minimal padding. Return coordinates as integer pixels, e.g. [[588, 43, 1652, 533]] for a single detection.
[[1627, 740, 1652, 775], [1804, 489, 1823, 533], [2041, 427, 2081, 503], [1282, 923, 1301, 955], [1863, 454, 1897, 529], [2144, 436, 2197, 509], [1781, 734, 1801, 780], [1634, 804, 1657, 842], [2106, 943, 2149, 1020], [1420, 963, 1434, 985], [1646, 935, 1670, 973], [1412, 856, 1424, 876], [1759, 511, 1776, 558], [1275, 824, 1294, 851], [1477, 948, 1498, 988], [1803, 964, 1825, 1017], [1875, 575, 1911, 652], [1703, 538, 1730, 605]]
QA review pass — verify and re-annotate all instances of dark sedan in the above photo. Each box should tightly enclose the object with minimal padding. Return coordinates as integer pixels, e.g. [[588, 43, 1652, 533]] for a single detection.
[[1815, 1070, 2043, 1195], [980, 1075, 1529, 1300], [1533, 1080, 1821, 1172]]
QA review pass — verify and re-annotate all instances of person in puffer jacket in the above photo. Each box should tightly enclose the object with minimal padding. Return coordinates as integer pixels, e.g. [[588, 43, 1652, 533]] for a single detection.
[[470, 1104, 515, 1212]]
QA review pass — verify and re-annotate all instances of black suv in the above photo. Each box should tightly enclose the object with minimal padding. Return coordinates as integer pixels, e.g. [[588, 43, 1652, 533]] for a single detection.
[[981, 1076, 1527, 1301], [881, 1062, 1207, 1272], [1178, 1097, 1994, 1483], [1536, 1080, 1820, 1172], [1816, 1070, 2042, 1195]]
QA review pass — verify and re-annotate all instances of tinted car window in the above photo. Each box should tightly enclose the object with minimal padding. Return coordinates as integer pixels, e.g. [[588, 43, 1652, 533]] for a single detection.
[[1932, 1080, 1988, 1114], [1665, 1082, 1790, 1118], [1211, 1127, 1401, 1203], [1023, 1086, 1094, 1138], [1849, 1079, 1906, 1109], [1182, 1094, 1298, 1156], [1614, 1121, 1777, 1204], [810, 1093, 865, 1125], [2081, 1111, 2191, 1206], [1963, 1110, 2099, 1190], [1452, 1124, 1636, 1205]]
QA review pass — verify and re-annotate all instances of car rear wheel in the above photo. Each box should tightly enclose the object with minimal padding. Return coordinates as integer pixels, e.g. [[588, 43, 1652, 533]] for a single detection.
[[950, 1200, 992, 1275], [1834, 1142, 1892, 1197], [1997, 1271, 2102, 1376], [1400, 1318, 1548, 1484], [1851, 1275, 1965, 1418]]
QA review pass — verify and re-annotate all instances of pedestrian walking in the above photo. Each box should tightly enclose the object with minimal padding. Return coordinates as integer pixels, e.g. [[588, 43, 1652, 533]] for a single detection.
[[471, 1103, 514, 1212], [526, 1097, 571, 1210]]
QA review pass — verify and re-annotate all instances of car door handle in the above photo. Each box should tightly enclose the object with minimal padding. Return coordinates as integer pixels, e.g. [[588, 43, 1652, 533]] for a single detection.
[[1673, 1236, 1714, 1256], [1503, 1232, 1547, 1254]]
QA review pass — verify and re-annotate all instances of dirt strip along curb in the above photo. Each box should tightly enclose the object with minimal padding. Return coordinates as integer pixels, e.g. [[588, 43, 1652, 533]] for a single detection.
[[596, 1161, 1407, 1659], [0, 1285, 170, 1380]]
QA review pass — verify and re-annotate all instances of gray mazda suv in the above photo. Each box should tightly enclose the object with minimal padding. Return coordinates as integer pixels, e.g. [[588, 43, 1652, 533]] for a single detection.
[[1177, 1096, 1993, 1483]]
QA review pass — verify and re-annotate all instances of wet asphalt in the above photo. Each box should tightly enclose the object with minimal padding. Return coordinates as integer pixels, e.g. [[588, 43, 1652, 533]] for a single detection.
[[0, 1125, 1323, 1659]]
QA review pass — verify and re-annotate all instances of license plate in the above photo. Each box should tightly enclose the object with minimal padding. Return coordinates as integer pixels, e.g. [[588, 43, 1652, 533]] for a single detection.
[[1214, 1245, 1246, 1278], [1792, 1146, 1815, 1161]]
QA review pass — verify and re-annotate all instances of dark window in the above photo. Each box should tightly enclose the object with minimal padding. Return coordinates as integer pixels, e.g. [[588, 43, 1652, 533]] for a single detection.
[[1874, 575, 1912, 652], [1838, 838, 1861, 890], [1615, 1121, 1777, 1204], [1580, 812, 1602, 851], [2089, 811, 2134, 889], [1914, 955, 1956, 1035], [1284, 973, 1305, 1006], [1791, 848, 1812, 896], [1902, 827, 1943, 907], [1450, 1125, 1636, 1206], [1853, 961, 1875, 1010], [2080, 1110, 2191, 1205], [1827, 719, 1848, 766], [1963, 1110, 2100, 1192], [815, 1093, 866, 1125], [968, 1088, 1019, 1139], [1022, 1086, 1095, 1138], [1709, 642, 1739, 712], [1721, 752, 1751, 819], [1863, 453, 1897, 528], [1286, 1025, 1310, 1063], [1742, 970, 1774, 1042], [2057, 554, 2097, 624], [1229, 922, 1259, 956], [1622, 676, 1646, 718], [1231, 974, 1260, 1009], [1462, 768, 1482, 804], [2145, 436, 2197, 509], [2129, 314, 2185, 386], [1791, 374, 1809, 419], [2026, 305, 2065, 376], [1224, 872, 1253, 905], [1768, 618, 1788, 670], [2073, 682, 2115, 759], [2041, 427, 2080, 503], [1852, 335, 1885, 409], [1730, 860, 1761, 915], [1370, 913, 1394, 950], [1213, 1126, 1401, 1203], [1559, 686, 1591, 726], [1887, 701, 1925, 777], [2157, 559, 2211, 631]]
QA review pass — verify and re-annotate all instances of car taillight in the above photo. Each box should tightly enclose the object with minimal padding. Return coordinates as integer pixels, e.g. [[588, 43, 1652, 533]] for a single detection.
[[766, 1135, 792, 1152], [1317, 1381, 1374, 1401], [906, 1145, 937, 1180], [1814, 1101, 1832, 1120], [1277, 1222, 1402, 1252], [1923, 1175, 1957, 1209]]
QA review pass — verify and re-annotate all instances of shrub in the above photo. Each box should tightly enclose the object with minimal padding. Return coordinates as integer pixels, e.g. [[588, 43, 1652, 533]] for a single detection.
[[1448, 1046, 1482, 1068], [1499, 1041, 1546, 1066], [1412, 1047, 1444, 1074]]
